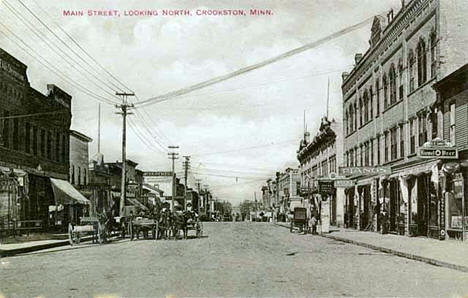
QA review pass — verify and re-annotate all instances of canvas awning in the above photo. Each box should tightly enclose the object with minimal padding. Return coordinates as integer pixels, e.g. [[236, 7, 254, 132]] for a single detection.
[[50, 178, 90, 205]]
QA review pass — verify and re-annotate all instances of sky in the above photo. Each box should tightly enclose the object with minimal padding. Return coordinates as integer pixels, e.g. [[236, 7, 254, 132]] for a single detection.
[[0, 0, 402, 206]]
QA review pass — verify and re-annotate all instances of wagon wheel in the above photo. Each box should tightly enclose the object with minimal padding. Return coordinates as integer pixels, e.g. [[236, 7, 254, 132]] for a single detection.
[[68, 223, 75, 246]]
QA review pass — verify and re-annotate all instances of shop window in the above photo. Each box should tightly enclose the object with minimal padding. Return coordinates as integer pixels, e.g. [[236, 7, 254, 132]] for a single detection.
[[2, 111, 9, 148], [370, 140, 374, 166], [447, 175, 467, 231], [71, 165, 75, 185], [417, 39, 427, 86], [364, 92, 369, 123], [431, 112, 438, 139], [25, 122, 30, 154]]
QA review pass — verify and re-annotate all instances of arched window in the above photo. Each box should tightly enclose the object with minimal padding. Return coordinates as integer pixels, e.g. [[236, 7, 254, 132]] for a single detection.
[[389, 64, 396, 104], [383, 74, 388, 109], [349, 105, 354, 133], [408, 50, 415, 92], [417, 38, 427, 86], [398, 60, 404, 100], [430, 32, 437, 78]]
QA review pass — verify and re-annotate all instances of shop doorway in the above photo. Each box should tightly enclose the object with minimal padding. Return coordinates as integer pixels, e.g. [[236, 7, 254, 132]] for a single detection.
[[417, 174, 430, 236], [389, 179, 401, 233]]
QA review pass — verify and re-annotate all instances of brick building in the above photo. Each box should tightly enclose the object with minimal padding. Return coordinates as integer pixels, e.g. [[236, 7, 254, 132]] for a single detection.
[[0, 48, 87, 231], [341, 0, 467, 238], [297, 117, 344, 226]]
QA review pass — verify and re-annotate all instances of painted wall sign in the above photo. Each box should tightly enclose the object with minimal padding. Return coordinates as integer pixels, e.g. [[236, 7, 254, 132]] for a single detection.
[[338, 166, 391, 176], [143, 171, 173, 176]]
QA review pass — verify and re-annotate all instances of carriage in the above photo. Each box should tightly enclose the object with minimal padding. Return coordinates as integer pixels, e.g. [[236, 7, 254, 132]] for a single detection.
[[290, 207, 308, 234], [130, 218, 158, 240], [68, 216, 105, 245], [184, 212, 203, 239]]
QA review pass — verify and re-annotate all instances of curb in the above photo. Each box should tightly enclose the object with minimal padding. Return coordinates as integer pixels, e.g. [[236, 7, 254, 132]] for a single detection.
[[275, 222, 468, 273], [322, 234, 468, 274], [0, 236, 96, 257]]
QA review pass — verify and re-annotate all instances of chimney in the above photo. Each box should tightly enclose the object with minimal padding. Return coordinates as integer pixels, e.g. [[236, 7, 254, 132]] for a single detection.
[[354, 53, 363, 65], [342, 72, 349, 81]]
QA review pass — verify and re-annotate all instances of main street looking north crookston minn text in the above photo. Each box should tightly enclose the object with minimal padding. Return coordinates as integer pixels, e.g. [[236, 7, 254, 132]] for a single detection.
[[0, 0, 467, 297]]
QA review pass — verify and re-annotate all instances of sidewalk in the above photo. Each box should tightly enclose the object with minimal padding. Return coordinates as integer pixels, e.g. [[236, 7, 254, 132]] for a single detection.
[[275, 223, 468, 273], [0, 236, 96, 257]]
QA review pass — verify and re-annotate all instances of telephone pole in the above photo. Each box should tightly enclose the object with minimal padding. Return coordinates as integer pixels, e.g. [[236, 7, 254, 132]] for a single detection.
[[182, 155, 191, 211], [115, 92, 135, 217], [168, 146, 179, 211]]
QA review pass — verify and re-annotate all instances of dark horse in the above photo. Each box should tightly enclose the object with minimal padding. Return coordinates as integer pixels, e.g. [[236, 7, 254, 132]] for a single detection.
[[171, 211, 187, 240]]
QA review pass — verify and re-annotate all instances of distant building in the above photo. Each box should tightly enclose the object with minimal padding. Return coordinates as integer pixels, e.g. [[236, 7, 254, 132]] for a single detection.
[[297, 116, 344, 226]]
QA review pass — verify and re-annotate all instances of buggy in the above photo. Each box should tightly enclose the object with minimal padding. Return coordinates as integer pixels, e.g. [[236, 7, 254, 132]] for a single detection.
[[290, 207, 308, 234]]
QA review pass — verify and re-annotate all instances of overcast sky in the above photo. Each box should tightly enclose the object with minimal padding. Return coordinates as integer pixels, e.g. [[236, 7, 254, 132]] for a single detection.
[[0, 0, 402, 205]]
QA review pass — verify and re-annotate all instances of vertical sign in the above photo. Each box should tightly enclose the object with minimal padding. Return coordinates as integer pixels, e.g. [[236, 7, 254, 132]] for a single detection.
[[321, 199, 330, 233]]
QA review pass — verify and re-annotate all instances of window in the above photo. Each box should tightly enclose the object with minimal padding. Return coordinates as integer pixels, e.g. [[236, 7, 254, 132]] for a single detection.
[[33, 126, 38, 155], [389, 64, 397, 105], [345, 111, 348, 135], [71, 165, 75, 185], [359, 144, 363, 166], [430, 32, 437, 78], [410, 119, 416, 154], [364, 91, 369, 123], [375, 80, 380, 117], [359, 98, 363, 127], [408, 50, 415, 92], [391, 128, 397, 160], [418, 115, 427, 146], [40, 129, 45, 157], [13, 118, 18, 150], [329, 155, 336, 174], [383, 74, 388, 109], [431, 111, 438, 139], [25, 122, 30, 154], [369, 87, 373, 119], [398, 62, 404, 100], [47, 131, 52, 159], [62, 134, 66, 163], [354, 103, 357, 131], [78, 167, 81, 185], [349, 149, 354, 167], [370, 139, 374, 166], [364, 142, 370, 166], [400, 125, 405, 158], [377, 136, 381, 165], [450, 103, 456, 145], [55, 132, 60, 161], [2, 111, 9, 148], [417, 39, 427, 86], [384, 132, 389, 163]]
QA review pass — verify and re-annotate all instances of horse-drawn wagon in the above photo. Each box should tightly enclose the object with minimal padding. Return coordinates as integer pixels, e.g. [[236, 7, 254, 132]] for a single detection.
[[68, 216, 105, 245], [290, 207, 308, 234]]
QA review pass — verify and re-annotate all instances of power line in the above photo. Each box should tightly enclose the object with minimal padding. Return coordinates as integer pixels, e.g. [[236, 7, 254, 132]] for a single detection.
[[0, 22, 117, 105], [2, 0, 121, 102], [192, 139, 298, 156], [135, 16, 373, 107]]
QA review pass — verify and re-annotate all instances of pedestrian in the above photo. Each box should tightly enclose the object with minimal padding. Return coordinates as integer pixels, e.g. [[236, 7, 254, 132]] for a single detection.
[[309, 215, 317, 234]]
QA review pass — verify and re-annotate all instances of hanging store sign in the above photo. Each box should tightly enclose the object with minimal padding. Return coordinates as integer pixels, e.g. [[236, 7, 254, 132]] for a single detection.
[[418, 139, 458, 159], [338, 166, 391, 176], [143, 171, 173, 177], [318, 180, 334, 194], [334, 179, 355, 188]]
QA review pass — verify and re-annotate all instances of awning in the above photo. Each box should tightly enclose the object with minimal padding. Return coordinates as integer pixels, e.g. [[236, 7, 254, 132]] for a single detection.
[[50, 178, 90, 205], [126, 197, 148, 211]]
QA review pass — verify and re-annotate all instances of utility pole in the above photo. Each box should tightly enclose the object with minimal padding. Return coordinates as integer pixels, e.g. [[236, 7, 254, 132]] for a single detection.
[[168, 146, 179, 211], [254, 191, 257, 221], [182, 155, 191, 211], [115, 92, 135, 217]]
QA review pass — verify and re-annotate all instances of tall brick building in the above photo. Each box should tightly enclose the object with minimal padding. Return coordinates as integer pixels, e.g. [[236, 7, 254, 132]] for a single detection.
[[341, 0, 467, 239], [0, 48, 77, 230]]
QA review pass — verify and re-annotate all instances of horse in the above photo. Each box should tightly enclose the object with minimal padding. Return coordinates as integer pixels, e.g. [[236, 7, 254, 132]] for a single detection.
[[171, 211, 187, 240]]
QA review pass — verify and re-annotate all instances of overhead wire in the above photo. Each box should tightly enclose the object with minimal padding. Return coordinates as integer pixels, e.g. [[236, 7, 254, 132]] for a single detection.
[[135, 16, 374, 107]]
